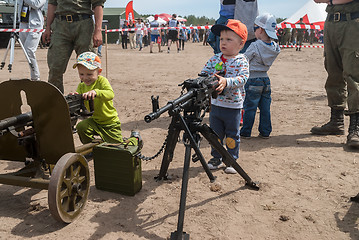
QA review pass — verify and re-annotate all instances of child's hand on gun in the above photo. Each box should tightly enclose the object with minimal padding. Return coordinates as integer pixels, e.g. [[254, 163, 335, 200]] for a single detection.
[[82, 90, 97, 100], [214, 73, 227, 94]]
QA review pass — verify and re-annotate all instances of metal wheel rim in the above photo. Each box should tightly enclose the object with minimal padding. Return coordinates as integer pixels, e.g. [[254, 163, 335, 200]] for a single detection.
[[48, 153, 90, 223]]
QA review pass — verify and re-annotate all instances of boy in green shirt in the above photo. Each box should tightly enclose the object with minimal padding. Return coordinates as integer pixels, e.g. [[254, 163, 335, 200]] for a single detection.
[[72, 52, 138, 145]]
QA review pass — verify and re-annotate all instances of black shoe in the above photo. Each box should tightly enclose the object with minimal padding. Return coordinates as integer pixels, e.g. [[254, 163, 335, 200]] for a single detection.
[[258, 134, 270, 139]]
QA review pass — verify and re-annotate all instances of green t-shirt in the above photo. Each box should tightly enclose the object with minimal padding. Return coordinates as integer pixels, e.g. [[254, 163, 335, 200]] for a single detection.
[[48, 0, 105, 15], [76, 75, 120, 125]]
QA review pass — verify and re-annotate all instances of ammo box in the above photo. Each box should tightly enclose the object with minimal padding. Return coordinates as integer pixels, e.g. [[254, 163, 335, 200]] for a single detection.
[[93, 143, 142, 196]]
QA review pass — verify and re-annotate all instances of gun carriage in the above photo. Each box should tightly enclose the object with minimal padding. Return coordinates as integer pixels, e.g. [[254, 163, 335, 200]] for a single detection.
[[0, 79, 99, 223]]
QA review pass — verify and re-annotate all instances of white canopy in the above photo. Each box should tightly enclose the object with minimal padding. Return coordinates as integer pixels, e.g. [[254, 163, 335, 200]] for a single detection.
[[146, 16, 167, 25], [283, 0, 327, 26]]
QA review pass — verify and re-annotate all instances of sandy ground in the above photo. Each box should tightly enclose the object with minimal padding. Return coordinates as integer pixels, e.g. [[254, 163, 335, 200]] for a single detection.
[[0, 41, 359, 240]]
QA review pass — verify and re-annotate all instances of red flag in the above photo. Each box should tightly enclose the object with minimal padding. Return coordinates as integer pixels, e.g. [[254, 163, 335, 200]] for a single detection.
[[125, 1, 134, 22]]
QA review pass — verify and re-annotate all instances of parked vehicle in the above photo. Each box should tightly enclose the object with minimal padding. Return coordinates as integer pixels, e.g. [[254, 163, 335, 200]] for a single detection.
[[0, 0, 17, 48]]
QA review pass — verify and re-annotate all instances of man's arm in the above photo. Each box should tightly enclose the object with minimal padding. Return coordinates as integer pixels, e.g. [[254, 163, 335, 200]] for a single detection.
[[42, 3, 56, 44], [93, 5, 103, 47]]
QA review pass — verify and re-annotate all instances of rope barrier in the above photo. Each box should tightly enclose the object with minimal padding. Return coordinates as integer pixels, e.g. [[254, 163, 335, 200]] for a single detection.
[[0, 23, 323, 33], [279, 45, 324, 48]]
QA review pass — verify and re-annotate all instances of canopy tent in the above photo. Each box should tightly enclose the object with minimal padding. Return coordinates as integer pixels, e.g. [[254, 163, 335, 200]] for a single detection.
[[177, 17, 187, 22], [146, 16, 167, 25], [156, 13, 187, 23], [158, 13, 172, 22], [281, 0, 327, 29]]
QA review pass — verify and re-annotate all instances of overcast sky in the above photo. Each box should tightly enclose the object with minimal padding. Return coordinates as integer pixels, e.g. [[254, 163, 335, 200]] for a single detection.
[[104, 0, 321, 20]]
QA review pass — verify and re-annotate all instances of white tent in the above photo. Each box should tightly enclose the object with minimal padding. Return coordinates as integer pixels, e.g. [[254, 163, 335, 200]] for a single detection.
[[283, 0, 327, 28], [146, 16, 167, 25]]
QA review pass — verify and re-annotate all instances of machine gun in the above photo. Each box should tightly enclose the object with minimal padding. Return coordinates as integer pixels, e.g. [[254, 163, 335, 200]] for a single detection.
[[145, 74, 219, 123], [145, 74, 259, 240], [65, 94, 94, 131]]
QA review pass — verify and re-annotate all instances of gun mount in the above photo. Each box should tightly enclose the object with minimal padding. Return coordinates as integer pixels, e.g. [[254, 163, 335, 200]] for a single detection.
[[144, 74, 259, 240]]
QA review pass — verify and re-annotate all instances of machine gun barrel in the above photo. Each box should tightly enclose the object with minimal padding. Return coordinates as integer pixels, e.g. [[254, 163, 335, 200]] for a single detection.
[[0, 94, 93, 135], [0, 112, 33, 132], [144, 89, 195, 123]]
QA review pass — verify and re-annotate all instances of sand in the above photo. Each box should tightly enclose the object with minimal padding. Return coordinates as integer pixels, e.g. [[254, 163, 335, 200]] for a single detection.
[[0, 41, 358, 240]]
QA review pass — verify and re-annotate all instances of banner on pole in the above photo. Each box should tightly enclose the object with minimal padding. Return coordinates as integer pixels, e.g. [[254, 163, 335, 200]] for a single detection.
[[125, 1, 134, 22]]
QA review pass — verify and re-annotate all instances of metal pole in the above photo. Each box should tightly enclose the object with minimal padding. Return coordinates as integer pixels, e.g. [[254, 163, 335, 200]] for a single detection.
[[105, 25, 108, 78]]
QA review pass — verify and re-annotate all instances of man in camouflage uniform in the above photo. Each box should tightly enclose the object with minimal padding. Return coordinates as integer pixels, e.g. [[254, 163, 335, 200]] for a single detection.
[[42, 0, 105, 93], [296, 18, 305, 51], [311, 0, 359, 148], [282, 28, 291, 45]]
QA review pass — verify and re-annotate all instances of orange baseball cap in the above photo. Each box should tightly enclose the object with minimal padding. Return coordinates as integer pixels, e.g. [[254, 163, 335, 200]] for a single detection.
[[211, 19, 248, 43]]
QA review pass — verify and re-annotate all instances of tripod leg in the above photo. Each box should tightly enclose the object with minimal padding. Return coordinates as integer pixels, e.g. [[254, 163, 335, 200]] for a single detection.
[[190, 134, 216, 182], [199, 124, 259, 190], [178, 115, 216, 182], [0, 39, 11, 70], [170, 144, 191, 240], [157, 116, 181, 180], [8, 32, 16, 72]]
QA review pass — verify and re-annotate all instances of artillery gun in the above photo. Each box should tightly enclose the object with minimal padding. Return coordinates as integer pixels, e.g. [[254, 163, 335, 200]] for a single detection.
[[0, 79, 99, 223], [0, 0, 17, 48]]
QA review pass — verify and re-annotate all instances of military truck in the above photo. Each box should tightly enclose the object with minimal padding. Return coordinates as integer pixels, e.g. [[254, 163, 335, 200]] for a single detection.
[[0, 0, 17, 48]]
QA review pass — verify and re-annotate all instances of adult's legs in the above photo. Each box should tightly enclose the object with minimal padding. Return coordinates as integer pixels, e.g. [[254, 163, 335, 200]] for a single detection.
[[19, 28, 42, 80], [311, 20, 345, 135], [48, 19, 93, 93]]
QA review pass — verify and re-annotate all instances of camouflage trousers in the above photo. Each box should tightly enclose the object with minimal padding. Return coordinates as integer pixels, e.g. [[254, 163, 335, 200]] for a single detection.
[[47, 18, 94, 93], [324, 3, 359, 114]]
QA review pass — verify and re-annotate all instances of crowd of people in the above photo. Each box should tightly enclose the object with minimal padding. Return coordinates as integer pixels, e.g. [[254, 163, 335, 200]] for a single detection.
[[276, 22, 324, 48], [118, 14, 211, 53]]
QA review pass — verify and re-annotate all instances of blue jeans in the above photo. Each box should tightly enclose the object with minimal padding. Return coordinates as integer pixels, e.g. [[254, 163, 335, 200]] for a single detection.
[[241, 77, 272, 137], [97, 45, 102, 56], [210, 105, 241, 160], [136, 34, 143, 48]]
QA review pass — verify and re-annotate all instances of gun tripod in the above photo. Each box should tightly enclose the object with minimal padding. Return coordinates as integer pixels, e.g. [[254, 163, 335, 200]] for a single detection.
[[156, 110, 259, 240], [0, 0, 33, 73]]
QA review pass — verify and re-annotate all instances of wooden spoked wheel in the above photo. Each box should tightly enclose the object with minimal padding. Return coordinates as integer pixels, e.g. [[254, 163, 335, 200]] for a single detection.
[[48, 153, 90, 223]]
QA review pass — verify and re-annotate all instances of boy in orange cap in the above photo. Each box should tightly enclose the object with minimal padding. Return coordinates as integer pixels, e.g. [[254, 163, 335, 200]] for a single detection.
[[201, 19, 249, 174]]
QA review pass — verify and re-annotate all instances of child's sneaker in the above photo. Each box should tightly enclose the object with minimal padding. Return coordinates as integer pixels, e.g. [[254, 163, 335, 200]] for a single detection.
[[130, 130, 143, 152], [224, 166, 237, 174], [207, 158, 224, 170]]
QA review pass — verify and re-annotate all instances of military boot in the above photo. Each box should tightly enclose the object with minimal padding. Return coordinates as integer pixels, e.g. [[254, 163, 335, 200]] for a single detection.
[[347, 113, 359, 148], [311, 108, 344, 135]]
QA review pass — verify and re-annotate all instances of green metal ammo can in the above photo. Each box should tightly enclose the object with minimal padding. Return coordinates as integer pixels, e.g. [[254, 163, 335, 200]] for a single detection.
[[93, 143, 142, 196]]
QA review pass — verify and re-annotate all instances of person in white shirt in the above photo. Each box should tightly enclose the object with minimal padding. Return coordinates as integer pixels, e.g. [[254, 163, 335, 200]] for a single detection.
[[18, 0, 46, 80], [135, 19, 144, 51]]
